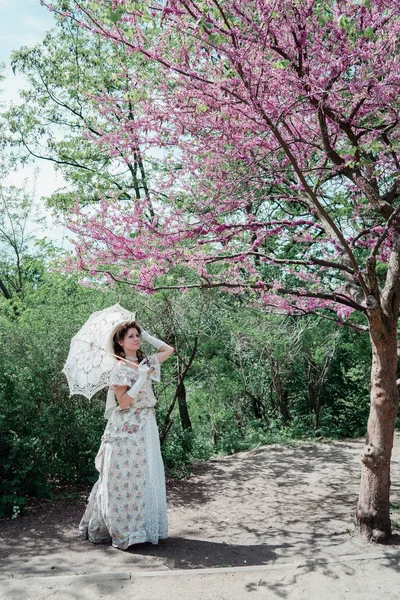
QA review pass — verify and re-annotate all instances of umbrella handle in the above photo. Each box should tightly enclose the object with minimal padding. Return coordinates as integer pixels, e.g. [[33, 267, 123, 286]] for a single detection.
[[78, 338, 152, 371], [83, 339, 140, 369]]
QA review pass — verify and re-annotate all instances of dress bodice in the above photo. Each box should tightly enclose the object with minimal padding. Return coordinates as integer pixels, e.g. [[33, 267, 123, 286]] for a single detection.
[[109, 354, 160, 410]]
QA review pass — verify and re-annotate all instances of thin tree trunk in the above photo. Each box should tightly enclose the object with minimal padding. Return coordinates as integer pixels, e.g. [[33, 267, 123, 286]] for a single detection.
[[265, 346, 290, 425], [269, 381, 276, 414], [0, 276, 12, 300], [177, 380, 192, 430], [211, 422, 218, 447], [159, 335, 198, 442], [356, 316, 399, 542], [245, 387, 268, 423]]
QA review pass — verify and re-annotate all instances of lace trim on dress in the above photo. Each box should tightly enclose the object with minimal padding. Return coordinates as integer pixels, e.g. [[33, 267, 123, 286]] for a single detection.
[[110, 355, 161, 388], [110, 367, 134, 388], [104, 355, 161, 420]]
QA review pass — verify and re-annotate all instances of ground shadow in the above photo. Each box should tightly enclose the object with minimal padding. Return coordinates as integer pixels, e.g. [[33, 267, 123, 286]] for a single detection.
[[1, 438, 400, 582], [126, 533, 347, 569]]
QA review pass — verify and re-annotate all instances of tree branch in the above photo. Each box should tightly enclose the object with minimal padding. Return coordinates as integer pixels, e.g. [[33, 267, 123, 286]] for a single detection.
[[371, 205, 400, 259], [203, 252, 354, 274]]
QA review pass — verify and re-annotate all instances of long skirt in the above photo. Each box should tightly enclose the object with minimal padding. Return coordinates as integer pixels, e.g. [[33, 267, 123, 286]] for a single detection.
[[78, 407, 168, 549]]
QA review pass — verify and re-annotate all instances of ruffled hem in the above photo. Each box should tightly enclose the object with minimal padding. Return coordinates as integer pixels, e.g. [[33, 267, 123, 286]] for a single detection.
[[112, 530, 168, 550], [78, 525, 167, 549], [78, 526, 111, 544]]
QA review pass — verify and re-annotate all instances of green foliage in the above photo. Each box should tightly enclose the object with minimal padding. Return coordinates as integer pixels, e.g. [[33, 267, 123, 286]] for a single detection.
[[0, 269, 117, 517], [0, 265, 379, 518], [150, 292, 376, 472], [0, 244, 380, 518]]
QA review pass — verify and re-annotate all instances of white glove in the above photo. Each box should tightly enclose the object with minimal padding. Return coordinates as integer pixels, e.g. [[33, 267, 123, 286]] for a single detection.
[[140, 327, 165, 350], [126, 361, 151, 399]]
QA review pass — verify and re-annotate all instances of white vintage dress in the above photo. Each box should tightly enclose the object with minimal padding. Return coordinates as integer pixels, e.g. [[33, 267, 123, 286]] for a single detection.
[[78, 355, 168, 549]]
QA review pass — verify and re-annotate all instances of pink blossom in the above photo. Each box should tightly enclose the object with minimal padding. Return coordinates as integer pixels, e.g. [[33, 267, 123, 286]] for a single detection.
[[51, 0, 400, 319]]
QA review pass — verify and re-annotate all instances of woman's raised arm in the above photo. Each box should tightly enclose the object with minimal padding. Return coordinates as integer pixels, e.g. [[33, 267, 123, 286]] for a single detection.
[[140, 327, 174, 364]]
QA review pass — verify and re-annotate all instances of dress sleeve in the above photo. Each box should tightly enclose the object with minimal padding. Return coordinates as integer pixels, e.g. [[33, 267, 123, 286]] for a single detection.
[[110, 366, 135, 389], [148, 354, 161, 383]]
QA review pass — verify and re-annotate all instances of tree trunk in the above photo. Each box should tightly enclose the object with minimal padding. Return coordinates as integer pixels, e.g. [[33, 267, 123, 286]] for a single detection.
[[177, 380, 192, 430], [265, 346, 290, 425], [159, 334, 198, 442], [356, 316, 399, 542], [246, 389, 268, 423], [0, 276, 12, 300]]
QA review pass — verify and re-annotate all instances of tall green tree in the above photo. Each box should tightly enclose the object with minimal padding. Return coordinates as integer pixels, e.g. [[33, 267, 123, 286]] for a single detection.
[[0, 184, 44, 304], [7, 20, 155, 213]]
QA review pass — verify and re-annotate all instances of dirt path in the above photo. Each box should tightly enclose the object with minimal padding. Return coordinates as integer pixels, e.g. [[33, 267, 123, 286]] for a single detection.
[[1, 437, 400, 594]]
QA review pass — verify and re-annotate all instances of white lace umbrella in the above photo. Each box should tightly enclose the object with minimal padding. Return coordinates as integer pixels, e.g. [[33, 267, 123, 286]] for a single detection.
[[62, 303, 136, 399]]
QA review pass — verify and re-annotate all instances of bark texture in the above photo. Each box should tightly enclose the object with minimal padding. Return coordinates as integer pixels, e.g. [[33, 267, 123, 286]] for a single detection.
[[356, 314, 399, 542]]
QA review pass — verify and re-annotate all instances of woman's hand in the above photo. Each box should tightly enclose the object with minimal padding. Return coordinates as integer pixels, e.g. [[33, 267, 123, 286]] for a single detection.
[[138, 326, 174, 364], [138, 360, 152, 377]]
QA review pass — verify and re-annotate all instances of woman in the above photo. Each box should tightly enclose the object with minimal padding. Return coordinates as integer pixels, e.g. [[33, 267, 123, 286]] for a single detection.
[[78, 322, 174, 549]]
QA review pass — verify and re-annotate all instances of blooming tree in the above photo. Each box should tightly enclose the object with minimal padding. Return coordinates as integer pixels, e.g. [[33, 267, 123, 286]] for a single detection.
[[52, 0, 400, 542]]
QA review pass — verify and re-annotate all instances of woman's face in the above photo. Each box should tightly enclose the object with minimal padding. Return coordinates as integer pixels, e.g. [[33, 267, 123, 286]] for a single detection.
[[120, 327, 141, 355]]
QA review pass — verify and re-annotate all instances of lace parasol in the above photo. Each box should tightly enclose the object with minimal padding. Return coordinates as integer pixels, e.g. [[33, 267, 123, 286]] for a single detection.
[[62, 303, 136, 399]]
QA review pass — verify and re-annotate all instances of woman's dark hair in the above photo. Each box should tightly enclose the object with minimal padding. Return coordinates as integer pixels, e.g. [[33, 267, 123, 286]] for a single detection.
[[113, 321, 145, 363]]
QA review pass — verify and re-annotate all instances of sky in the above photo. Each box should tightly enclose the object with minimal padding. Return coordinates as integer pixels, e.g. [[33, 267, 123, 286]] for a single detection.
[[0, 0, 69, 243], [0, 0, 55, 100]]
